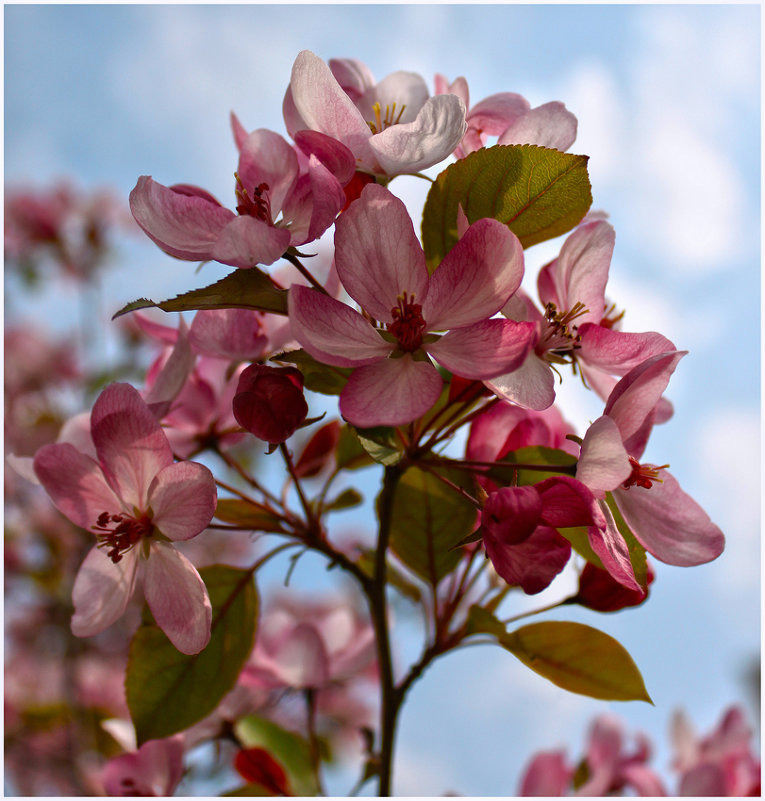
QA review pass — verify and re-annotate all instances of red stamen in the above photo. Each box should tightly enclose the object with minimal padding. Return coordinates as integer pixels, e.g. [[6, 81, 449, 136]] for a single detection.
[[622, 457, 669, 490], [235, 174, 272, 222], [93, 512, 153, 563], [388, 292, 426, 352]]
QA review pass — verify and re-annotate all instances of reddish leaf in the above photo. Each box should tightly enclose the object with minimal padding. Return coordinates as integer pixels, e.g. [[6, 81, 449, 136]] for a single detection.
[[294, 420, 341, 478], [234, 748, 292, 796]]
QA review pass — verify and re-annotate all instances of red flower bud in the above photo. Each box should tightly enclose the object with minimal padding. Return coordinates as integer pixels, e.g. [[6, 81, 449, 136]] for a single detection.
[[234, 747, 292, 796], [573, 561, 655, 612], [233, 364, 308, 444]]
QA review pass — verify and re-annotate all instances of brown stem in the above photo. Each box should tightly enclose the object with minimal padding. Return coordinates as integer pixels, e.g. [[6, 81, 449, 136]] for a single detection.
[[283, 252, 329, 294]]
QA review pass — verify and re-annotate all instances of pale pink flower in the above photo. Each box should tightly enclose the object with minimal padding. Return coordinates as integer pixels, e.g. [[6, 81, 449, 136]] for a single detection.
[[435, 73, 577, 157], [518, 750, 572, 796], [284, 51, 467, 177], [671, 706, 761, 796], [33, 383, 216, 654], [576, 351, 725, 591], [487, 220, 676, 410], [130, 125, 346, 269], [101, 735, 185, 796], [289, 183, 535, 427]]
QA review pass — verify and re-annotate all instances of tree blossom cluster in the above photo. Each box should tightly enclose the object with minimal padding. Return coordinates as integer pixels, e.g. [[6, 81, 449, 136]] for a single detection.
[[5, 49, 746, 797]]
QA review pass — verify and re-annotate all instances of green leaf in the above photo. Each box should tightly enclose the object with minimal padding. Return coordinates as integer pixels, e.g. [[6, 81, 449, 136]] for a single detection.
[[335, 424, 374, 471], [354, 426, 403, 467], [489, 446, 577, 486], [422, 144, 592, 270], [557, 525, 606, 569], [389, 466, 478, 584], [465, 604, 506, 638], [214, 498, 287, 533], [325, 487, 363, 511], [126, 565, 257, 745], [234, 715, 318, 796], [112, 267, 288, 319], [500, 620, 653, 703], [605, 493, 648, 592], [270, 349, 351, 395]]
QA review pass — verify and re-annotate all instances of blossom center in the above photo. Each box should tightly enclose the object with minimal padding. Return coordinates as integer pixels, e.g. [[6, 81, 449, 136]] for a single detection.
[[540, 301, 588, 365], [234, 173, 272, 222], [93, 511, 154, 563], [621, 456, 669, 490], [387, 292, 426, 352], [367, 101, 407, 135]]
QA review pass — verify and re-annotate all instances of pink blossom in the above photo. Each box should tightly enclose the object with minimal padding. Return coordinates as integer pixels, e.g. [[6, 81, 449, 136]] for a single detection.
[[435, 73, 577, 157], [518, 750, 572, 796], [671, 706, 761, 796], [33, 383, 216, 654], [576, 351, 725, 590], [481, 476, 605, 594], [487, 220, 676, 410], [289, 183, 535, 427], [284, 51, 467, 177], [102, 735, 185, 796], [130, 124, 346, 269]]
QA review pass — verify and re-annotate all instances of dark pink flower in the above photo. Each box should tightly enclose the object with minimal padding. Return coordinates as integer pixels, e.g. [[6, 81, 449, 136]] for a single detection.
[[33, 383, 216, 654]]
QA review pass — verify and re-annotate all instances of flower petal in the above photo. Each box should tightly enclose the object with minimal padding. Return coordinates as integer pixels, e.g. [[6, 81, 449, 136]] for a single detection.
[[71, 546, 139, 637], [129, 176, 234, 261], [613, 474, 725, 566], [422, 218, 525, 330], [189, 308, 269, 362], [90, 383, 173, 510], [237, 129, 299, 217], [484, 351, 556, 411], [369, 93, 467, 175], [586, 502, 643, 592], [148, 461, 217, 541], [334, 183, 429, 322], [339, 356, 443, 428], [144, 542, 212, 654], [536, 476, 606, 529], [211, 215, 291, 269], [497, 101, 577, 151], [578, 324, 677, 376], [576, 415, 632, 492], [288, 285, 393, 367], [427, 318, 535, 379], [34, 442, 124, 529]]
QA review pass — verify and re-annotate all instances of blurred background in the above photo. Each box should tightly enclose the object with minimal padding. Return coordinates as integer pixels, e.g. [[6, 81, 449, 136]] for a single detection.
[[5, 4, 760, 795]]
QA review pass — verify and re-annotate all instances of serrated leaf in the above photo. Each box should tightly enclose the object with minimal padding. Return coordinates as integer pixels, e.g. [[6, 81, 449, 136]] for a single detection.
[[270, 349, 351, 395], [335, 424, 374, 471], [389, 466, 478, 584], [605, 493, 648, 592], [354, 426, 403, 467], [489, 446, 578, 487], [214, 498, 286, 533], [422, 144, 592, 270], [325, 487, 363, 511], [234, 715, 318, 796], [500, 620, 652, 703], [126, 565, 257, 745], [113, 267, 288, 319]]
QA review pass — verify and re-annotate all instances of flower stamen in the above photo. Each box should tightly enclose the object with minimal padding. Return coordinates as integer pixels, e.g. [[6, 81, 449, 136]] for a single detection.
[[622, 457, 669, 490], [93, 511, 154, 563], [387, 292, 426, 352], [234, 173, 271, 222]]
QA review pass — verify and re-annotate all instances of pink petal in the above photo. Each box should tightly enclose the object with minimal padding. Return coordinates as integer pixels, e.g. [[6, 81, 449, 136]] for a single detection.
[[613, 474, 725, 566], [468, 92, 531, 136], [293, 130, 356, 184], [230, 110, 249, 151], [329, 57, 376, 102], [576, 415, 632, 492], [90, 383, 173, 510], [270, 623, 331, 689], [422, 218, 525, 330], [189, 308, 268, 362], [71, 546, 139, 637], [357, 71, 429, 125], [34, 442, 124, 529], [538, 220, 614, 325], [536, 476, 606, 529], [148, 461, 217, 541], [484, 524, 571, 594], [284, 155, 346, 246], [484, 351, 556, 411], [288, 285, 393, 367], [144, 319, 195, 416], [482, 485, 543, 545], [604, 351, 686, 457], [211, 215, 291, 269], [237, 129, 299, 216], [427, 318, 535, 379], [369, 93, 467, 175], [678, 764, 727, 797], [339, 356, 443, 428], [578, 325, 677, 376], [129, 176, 234, 261], [289, 50, 376, 168], [102, 736, 185, 797], [434, 73, 469, 106], [498, 101, 578, 151], [144, 542, 212, 654], [518, 750, 571, 796], [334, 183, 429, 322], [586, 501, 642, 592]]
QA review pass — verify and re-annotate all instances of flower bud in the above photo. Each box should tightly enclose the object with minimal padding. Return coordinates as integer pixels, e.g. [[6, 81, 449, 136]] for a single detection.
[[573, 561, 655, 612], [482, 485, 543, 545], [232, 364, 308, 444]]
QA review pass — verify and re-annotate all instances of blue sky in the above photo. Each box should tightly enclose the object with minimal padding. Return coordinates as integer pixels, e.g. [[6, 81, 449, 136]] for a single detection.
[[5, 4, 761, 795]]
